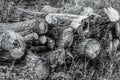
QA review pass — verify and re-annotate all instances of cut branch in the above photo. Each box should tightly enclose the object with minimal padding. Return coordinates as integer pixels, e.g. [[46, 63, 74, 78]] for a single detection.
[[17, 8, 47, 16], [0, 19, 36, 36], [45, 13, 88, 29], [0, 19, 48, 36]]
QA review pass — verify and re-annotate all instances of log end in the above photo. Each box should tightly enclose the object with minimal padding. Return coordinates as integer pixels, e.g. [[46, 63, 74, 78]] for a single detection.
[[1, 30, 26, 59]]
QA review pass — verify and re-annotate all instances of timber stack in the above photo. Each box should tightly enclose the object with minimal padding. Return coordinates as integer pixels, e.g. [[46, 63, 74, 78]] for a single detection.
[[0, 5, 119, 80]]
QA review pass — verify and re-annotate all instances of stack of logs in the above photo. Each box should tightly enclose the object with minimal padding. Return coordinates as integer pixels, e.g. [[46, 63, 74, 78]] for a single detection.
[[0, 13, 101, 59], [0, 5, 119, 79]]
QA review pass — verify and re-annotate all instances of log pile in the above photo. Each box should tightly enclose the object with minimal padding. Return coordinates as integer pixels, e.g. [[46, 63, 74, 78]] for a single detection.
[[0, 5, 120, 80]]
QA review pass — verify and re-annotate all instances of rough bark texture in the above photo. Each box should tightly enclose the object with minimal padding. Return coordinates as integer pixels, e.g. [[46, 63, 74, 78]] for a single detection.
[[0, 19, 36, 36], [0, 18, 48, 60], [0, 18, 48, 36], [45, 13, 88, 29]]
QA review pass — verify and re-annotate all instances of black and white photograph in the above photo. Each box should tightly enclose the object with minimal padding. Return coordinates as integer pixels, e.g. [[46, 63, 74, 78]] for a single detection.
[[0, 0, 120, 80]]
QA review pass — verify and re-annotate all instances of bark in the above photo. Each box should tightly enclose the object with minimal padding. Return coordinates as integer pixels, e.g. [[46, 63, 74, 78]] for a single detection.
[[17, 8, 46, 16], [45, 13, 88, 29], [0, 19, 36, 36], [0, 30, 26, 59], [0, 19, 48, 60], [41, 5, 61, 13], [39, 35, 47, 45], [17, 7, 85, 29], [0, 18, 48, 36], [17, 5, 61, 15], [24, 32, 39, 41], [76, 39, 101, 59]]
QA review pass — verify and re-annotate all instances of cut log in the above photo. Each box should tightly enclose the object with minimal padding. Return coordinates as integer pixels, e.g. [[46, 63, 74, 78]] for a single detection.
[[0, 18, 48, 36], [104, 7, 120, 22], [59, 27, 74, 48], [17, 5, 61, 15], [26, 50, 40, 67], [35, 59, 50, 80], [1, 30, 26, 59], [50, 27, 74, 48], [39, 35, 47, 45], [76, 39, 101, 59], [47, 37, 55, 50], [25, 50, 49, 80], [0, 19, 36, 36], [17, 7, 100, 30], [24, 32, 39, 41], [17, 8, 46, 16], [45, 13, 88, 29], [41, 5, 61, 13], [45, 12, 101, 29], [38, 19, 48, 34], [44, 48, 65, 65], [116, 22, 120, 38], [62, 5, 82, 15]]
